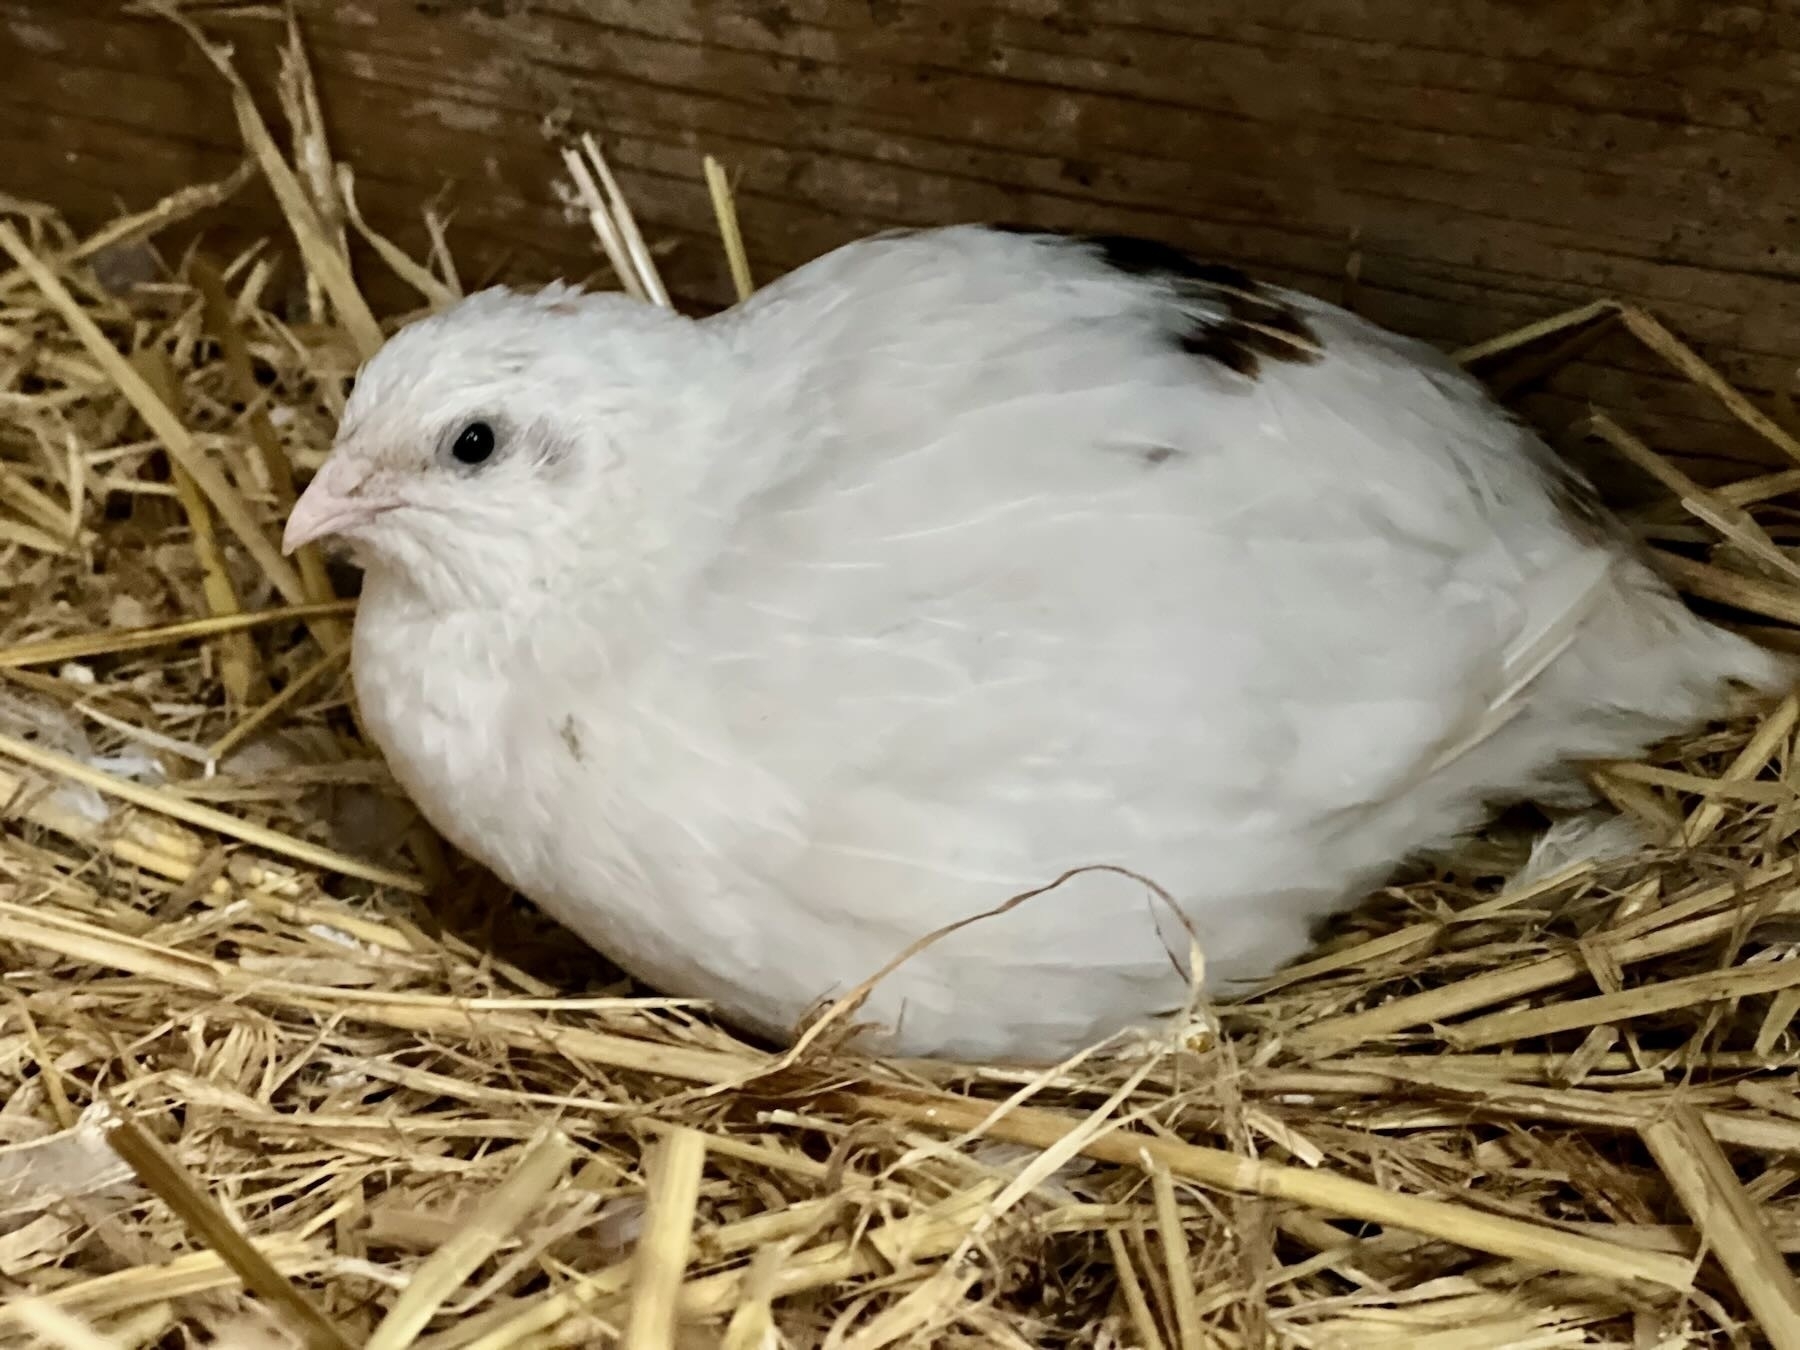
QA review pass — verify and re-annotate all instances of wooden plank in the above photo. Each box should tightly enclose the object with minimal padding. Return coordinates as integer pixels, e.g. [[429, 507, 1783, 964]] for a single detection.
[[3, 0, 1798, 495]]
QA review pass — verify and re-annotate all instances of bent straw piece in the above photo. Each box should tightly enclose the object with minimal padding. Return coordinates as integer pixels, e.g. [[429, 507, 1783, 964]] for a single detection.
[[0, 600, 355, 669], [0, 222, 310, 609], [0, 727, 424, 892], [1642, 1105, 1800, 1349], [335, 163, 457, 311]]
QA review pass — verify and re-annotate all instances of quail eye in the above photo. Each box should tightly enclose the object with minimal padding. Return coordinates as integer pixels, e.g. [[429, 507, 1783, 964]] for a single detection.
[[451, 420, 497, 466]]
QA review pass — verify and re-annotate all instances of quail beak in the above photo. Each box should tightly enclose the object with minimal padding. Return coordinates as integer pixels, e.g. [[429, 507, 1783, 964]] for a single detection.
[[283, 454, 394, 554]]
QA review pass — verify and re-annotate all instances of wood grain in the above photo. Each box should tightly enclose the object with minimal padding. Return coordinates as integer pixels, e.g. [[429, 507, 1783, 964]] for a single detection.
[[3, 0, 1799, 491]]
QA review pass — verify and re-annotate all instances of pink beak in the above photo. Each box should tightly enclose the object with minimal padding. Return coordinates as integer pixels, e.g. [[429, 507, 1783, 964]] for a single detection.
[[283, 454, 388, 554]]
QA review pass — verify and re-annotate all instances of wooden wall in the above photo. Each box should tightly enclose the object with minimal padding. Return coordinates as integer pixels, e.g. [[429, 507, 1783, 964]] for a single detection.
[[4, 1, 1800, 489]]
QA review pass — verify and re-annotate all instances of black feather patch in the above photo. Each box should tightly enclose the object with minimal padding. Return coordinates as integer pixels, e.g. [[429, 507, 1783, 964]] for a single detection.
[[989, 225, 1322, 379]]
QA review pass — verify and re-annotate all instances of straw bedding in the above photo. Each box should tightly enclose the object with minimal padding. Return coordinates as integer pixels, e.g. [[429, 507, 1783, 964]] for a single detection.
[[5, 12, 1800, 1349]]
